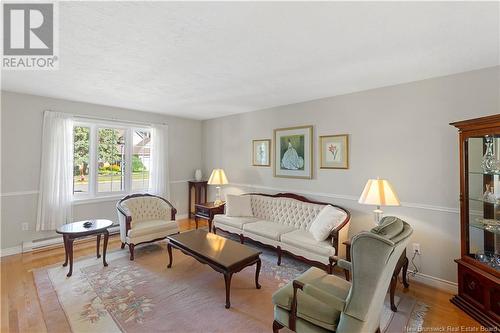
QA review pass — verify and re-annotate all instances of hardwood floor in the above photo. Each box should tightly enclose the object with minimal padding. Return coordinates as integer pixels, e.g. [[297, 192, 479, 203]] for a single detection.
[[1, 218, 480, 332]]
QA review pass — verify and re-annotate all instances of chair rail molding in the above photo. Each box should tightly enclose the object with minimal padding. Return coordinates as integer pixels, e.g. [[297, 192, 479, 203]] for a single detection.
[[227, 182, 460, 214]]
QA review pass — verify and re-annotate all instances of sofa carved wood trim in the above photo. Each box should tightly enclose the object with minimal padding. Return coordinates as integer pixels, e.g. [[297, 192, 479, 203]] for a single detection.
[[116, 193, 177, 260], [213, 192, 351, 274]]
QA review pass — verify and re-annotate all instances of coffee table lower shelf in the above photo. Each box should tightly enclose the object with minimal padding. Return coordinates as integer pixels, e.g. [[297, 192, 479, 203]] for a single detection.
[[167, 234, 262, 309]]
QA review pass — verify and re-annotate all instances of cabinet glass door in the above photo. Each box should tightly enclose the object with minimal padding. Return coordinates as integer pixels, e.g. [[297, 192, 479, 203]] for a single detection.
[[467, 135, 500, 270]]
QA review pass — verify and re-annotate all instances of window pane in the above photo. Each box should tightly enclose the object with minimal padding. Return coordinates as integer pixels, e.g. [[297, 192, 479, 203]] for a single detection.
[[73, 126, 90, 194], [97, 128, 126, 193], [132, 130, 151, 191]]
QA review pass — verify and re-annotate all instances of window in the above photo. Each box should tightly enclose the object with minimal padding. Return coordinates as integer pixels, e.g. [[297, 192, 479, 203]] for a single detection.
[[72, 121, 151, 199]]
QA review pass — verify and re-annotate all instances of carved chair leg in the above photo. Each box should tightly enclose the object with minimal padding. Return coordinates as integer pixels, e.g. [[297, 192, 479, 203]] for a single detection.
[[213, 226, 217, 234], [121, 242, 125, 249], [239, 234, 245, 244], [129, 244, 135, 261], [277, 246, 282, 266], [272, 320, 284, 333], [328, 257, 335, 274]]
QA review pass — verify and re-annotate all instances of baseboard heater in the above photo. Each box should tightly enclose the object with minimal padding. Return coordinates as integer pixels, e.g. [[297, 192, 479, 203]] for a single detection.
[[22, 225, 120, 253]]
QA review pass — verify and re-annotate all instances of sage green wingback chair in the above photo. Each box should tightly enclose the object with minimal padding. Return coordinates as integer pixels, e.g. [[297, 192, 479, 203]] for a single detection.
[[272, 216, 413, 333]]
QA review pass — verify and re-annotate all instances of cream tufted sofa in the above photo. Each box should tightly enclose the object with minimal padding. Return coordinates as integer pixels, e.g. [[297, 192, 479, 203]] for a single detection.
[[213, 193, 350, 273], [116, 194, 178, 260]]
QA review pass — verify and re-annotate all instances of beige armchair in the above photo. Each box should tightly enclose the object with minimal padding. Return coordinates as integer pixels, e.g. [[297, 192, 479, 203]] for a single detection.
[[116, 194, 179, 260], [272, 216, 413, 333]]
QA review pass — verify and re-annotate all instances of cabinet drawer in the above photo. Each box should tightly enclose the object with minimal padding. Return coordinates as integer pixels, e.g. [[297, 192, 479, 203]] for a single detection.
[[195, 206, 210, 218]]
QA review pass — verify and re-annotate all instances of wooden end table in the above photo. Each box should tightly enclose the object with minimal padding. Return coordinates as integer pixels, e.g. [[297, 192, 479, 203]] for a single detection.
[[167, 230, 261, 308], [56, 219, 113, 277], [194, 201, 225, 232], [343, 240, 409, 312]]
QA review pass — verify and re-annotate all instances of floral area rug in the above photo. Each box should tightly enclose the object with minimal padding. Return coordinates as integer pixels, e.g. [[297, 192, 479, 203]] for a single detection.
[[34, 236, 427, 333]]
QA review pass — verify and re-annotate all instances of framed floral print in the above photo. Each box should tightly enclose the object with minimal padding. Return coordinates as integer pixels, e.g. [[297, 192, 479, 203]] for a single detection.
[[319, 134, 349, 169], [274, 125, 313, 179], [252, 139, 271, 166]]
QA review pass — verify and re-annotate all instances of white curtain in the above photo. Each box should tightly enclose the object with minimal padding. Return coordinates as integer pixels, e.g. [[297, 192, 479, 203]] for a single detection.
[[149, 124, 170, 199], [36, 111, 74, 231]]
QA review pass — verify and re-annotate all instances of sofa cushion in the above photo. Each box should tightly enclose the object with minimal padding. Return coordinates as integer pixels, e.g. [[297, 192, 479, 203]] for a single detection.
[[225, 194, 253, 217], [213, 215, 259, 229], [128, 219, 178, 238], [309, 205, 348, 241], [281, 229, 336, 257], [243, 221, 295, 240]]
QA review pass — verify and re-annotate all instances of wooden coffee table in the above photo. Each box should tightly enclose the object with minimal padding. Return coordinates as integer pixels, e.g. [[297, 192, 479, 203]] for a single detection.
[[56, 219, 113, 277], [167, 230, 262, 308]]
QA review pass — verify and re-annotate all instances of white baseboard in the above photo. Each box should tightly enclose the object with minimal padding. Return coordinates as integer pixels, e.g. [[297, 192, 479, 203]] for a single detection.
[[0, 246, 23, 257], [2, 218, 193, 258], [407, 269, 457, 294]]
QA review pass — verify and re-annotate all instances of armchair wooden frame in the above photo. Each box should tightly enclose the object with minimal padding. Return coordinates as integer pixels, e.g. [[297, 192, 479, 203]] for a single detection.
[[116, 193, 177, 260]]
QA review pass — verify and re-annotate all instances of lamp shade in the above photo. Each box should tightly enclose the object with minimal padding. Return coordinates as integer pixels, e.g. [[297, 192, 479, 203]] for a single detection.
[[358, 179, 400, 206], [208, 169, 228, 185]]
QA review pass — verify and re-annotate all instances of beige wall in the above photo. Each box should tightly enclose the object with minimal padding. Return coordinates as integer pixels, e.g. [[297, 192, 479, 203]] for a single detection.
[[202, 66, 500, 285], [0, 91, 203, 249]]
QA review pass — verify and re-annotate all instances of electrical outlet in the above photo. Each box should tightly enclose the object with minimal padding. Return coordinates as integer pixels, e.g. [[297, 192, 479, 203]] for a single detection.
[[22, 223, 29, 231], [412, 243, 421, 255]]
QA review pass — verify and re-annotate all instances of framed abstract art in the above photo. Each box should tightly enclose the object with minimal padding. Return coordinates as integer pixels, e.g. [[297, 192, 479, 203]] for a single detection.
[[252, 139, 271, 166], [274, 125, 313, 179], [319, 134, 349, 169]]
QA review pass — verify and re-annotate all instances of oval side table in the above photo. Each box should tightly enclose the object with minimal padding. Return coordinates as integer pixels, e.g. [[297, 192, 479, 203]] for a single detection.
[[56, 219, 113, 277]]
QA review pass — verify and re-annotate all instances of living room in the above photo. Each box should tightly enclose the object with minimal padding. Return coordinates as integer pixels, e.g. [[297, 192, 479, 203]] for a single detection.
[[1, 1, 499, 332]]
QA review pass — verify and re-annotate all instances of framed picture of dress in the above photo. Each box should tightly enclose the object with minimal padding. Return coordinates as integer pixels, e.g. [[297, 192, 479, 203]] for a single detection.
[[319, 134, 349, 169], [274, 125, 313, 179], [252, 139, 271, 166]]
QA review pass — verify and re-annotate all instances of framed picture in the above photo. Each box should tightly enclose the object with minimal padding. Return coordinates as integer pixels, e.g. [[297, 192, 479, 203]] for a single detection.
[[252, 139, 271, 166], [319, 134, 349, 169], [274, 125, 313, 179]]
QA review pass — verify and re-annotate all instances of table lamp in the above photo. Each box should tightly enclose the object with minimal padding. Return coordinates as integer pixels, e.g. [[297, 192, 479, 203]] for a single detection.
[[358, 178, 400, 224], [208, 169, 228, 206]]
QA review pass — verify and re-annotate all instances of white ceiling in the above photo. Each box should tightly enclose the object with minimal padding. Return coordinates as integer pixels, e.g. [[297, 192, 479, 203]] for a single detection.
[[2, 1, 499, 120]]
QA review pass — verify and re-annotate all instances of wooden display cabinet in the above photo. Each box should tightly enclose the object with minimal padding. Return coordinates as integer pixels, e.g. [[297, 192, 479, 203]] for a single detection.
[[450, 114, 500, 329]]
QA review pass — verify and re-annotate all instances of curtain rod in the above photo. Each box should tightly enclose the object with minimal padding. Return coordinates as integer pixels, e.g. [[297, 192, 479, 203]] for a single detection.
[[48, 111, 168, 127]]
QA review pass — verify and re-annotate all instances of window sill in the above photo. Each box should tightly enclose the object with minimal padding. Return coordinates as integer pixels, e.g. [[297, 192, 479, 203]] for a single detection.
[[72, 195, 125, 206]]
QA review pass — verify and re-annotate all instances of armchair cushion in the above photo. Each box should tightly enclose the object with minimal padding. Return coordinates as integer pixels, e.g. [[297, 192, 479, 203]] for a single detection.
[[243, 221, 295, 240], [272, 267, 350, 331], [127, 220, 178, 238], [281, 230, 336, 257]]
